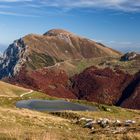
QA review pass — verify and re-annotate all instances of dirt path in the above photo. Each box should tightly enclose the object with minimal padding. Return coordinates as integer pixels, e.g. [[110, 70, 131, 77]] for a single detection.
[[20, 90, 33, 97]]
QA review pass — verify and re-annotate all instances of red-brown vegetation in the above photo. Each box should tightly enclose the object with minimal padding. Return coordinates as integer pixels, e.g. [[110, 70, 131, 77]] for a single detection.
[[9, 67, 75, 99], [70, 66, 133, 105]]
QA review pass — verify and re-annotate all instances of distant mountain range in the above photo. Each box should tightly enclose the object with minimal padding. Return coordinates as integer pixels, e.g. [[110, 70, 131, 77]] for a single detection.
[[0, 29, 139, 109]]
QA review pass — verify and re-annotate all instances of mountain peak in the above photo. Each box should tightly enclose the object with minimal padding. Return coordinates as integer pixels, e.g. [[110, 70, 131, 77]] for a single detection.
[[43, 29, 74, 36], [0, 29, 121, 79]]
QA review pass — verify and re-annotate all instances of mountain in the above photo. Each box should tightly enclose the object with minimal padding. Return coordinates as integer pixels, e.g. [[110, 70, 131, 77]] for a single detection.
[[3, 29, 140, 109], [0, 29, 140, 109], [0, 29, 121, 79]]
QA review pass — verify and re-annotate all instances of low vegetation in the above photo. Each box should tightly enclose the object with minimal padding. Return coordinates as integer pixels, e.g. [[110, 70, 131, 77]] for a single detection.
[[0, 81, 139, 140], [0, 81, 29, 97], [47, 56, 140, 77]]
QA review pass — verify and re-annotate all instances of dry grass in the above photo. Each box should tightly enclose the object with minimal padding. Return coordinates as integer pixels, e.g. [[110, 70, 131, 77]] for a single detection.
[[0, 107, 68, 140], [2, 128, 57, 140], [0, 107, 94, 140], [0, 105, 139, 140], [46, 56, 140, 77], [0, 81, 139, 139], [0, 81, 29, 97]]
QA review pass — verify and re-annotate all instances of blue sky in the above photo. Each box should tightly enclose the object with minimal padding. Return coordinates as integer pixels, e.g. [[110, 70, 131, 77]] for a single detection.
[[0, 0, 140, 53]]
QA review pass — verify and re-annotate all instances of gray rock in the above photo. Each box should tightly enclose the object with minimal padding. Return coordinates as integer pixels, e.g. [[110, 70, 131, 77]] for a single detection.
[[97, 118, 110, 128], [78, 117, 93, 122], [84, 121, 94, 129], [120, 52, 140, 61], [113, 120, 122, 126], [0, 39, 29, 79], [125, 120, 136, 126]]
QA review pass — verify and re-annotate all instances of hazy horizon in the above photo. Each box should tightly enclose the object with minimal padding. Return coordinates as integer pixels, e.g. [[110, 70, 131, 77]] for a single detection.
[[0, 0, 140, 53]]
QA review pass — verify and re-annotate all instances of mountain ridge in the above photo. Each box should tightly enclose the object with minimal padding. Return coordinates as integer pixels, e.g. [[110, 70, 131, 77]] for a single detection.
[[0, 29, 121, 79]]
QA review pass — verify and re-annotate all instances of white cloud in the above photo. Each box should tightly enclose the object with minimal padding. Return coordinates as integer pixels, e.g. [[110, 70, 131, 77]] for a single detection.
[[39, 0, 140, 12], [0, 11, 38, 17], [106, 40, 132, 45], [0, 5, 10, 8], [1, 0, 140, 12], [0, 0, 32, 2], [0, 0, 140, 17]]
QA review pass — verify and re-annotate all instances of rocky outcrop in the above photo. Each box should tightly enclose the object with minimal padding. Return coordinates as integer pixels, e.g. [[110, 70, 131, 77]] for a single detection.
[[0, 29, 121, 80], [0, 39, 29, 79], [120, 52, 140, 61], [77, 117, 138, 134]]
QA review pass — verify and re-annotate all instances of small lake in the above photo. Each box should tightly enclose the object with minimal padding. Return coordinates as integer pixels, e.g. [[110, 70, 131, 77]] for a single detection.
[[16, 99, 97, 112]]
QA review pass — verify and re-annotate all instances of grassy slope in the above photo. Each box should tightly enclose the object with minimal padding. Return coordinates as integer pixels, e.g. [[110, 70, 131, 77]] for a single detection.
[[47, 56, 140, 77], [76, 57, 140, 75], [0, 81, 29, 97], [0, 81, 139, 140]]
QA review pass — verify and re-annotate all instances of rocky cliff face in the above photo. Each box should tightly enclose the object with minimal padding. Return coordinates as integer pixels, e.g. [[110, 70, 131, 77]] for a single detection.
[[0, 39, 29, 79], [0, 29, 121, 80]]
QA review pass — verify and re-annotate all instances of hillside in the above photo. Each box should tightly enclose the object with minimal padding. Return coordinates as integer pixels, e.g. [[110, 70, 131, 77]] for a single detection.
[[9, 67, 76, 99], [0, 81, 139, 140], [0, 29, 121, 79], [118, 71, 140, 109], [44, 55, 140, 77], [70, 66, 140, 109], [0, 81, 29, 97], [8, 62, 140, 109]]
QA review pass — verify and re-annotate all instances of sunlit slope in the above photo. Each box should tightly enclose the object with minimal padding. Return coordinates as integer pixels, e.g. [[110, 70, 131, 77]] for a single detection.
[[0, 81, 29, 97]]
